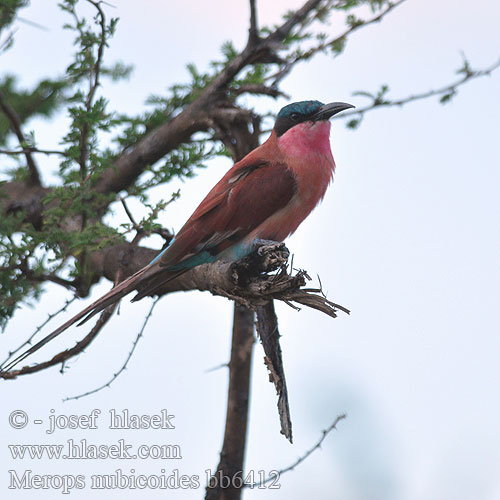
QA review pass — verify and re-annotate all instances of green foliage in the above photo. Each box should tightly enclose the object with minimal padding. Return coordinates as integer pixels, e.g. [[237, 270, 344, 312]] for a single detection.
[[0, 0, 28, 54], [353, 84, 390, 106], [0, 209, 56, 330], [439, 90, 457, 104], [0, 0, 28, 27], [119, 193, 180, 237], [0, 76, 70, 146], [0, 0, 404, 328], [0, 0, 248, 324]]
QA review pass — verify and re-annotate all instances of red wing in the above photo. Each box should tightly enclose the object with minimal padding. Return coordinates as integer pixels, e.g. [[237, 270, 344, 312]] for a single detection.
[[160, 159, 296, 268]]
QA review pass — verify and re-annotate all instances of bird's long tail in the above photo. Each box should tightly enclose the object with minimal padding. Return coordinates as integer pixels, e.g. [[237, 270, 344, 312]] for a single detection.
[[0, 263, 185, 375]]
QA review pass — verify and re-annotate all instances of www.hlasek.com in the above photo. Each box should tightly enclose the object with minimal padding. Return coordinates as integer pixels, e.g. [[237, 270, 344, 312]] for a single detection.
[[6, 408, 281, 493]]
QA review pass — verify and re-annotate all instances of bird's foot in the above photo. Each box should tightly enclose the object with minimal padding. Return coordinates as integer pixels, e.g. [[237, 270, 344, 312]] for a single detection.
[[230, 240, 290, 286], [252, 238, 281, 249], [248, 240, 290, 273], [254, 241, 289, 271]]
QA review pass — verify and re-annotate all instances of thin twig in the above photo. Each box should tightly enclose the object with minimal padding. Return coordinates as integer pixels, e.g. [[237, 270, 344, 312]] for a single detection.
[[244, 414, 347, 488], [78, 0, 107, 179], [0, 305, 116, 379], [205, 362, 229, 373], [0, 297, 77, 368], [63, 298, 160, 401], [271, 0, 408, 86], [0, 147, 68, 156], [27, 272, 75, 290], [120, 196, 140, 228], [336, 56, 500, 120], [16, 17, 49, 31], [230, 84, 288, 99]]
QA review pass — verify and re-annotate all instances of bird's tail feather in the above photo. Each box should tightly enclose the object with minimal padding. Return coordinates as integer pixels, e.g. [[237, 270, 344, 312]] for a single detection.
[[131, 268, 188, 302], [0, 263, 184, 375]]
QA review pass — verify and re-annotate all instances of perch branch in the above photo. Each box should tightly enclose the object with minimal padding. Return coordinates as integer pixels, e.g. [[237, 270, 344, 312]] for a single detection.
[[1, 243, 348, 379]]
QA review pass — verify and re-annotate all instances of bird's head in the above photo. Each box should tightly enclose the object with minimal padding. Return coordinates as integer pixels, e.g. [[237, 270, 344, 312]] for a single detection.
[[274, 100, 354, 137]]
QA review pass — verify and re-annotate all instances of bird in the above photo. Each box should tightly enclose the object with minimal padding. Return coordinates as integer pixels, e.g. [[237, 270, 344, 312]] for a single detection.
[[0, 100, 354, 374]]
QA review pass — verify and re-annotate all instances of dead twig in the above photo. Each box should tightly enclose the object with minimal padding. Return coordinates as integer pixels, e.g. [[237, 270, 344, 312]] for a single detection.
[[63, 298, 160, 401], [244, 414, 347, 488]]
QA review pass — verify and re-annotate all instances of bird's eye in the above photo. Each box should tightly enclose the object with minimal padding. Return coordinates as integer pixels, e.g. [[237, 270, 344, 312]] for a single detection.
[[290, 112, 300, 121]]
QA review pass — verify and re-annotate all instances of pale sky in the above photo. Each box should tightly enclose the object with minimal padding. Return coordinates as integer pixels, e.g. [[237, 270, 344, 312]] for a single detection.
[[1, 1, 500, 499]]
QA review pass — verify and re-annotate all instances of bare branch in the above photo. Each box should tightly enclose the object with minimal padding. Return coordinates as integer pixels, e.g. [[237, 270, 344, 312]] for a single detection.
[[0, 147, 68, 156], [63, 298, 159, 401], [0, 305, 116, 379], [244, 414, 346, 488], [0, 297, 77, 368], [248, 0, 259, 46], [256, 301, 293, 442], [230, 83, 288, 99], [119, 196, 139, 227], [205, 304, 255, 500], [0, 242, 348, 379], [271, 0, 408, 86], [336, 56, 500, 125], [0, 90, 41, 186], [26, 272, 75, 290], [204, 362, 229, 373]]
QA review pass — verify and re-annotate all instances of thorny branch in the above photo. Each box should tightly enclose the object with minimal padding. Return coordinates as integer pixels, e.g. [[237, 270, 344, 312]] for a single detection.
[[1, 304, 116, 379], [2, 0, 497, 494], [0, 297, 77, 368], [337, 56, 500, 125], [63, 298, 160, 401], [0, 243, 348, 380], [244, 414, 347, 488]]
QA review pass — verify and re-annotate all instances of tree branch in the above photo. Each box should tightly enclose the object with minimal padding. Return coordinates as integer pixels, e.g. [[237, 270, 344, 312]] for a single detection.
[[205, 304, 255, 500], [336, 56, 500, 126], [256, 301, 293, 442], [0, 147, 68, 156], [270, 0, 408, 86], [0, 304, 116, 379], [248, 0, 259, 46], [63, 298, 160, 401], [0, 243, 348, 379], [0, 89, 41, 186], [244, 414, 346, 488], [92, 0, 323, 196], [0, 297, 77, 369], [75, 0, 107, 180]]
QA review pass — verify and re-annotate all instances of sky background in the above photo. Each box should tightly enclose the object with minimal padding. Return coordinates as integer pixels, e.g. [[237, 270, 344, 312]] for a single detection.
[[1, 1, 500, 499]]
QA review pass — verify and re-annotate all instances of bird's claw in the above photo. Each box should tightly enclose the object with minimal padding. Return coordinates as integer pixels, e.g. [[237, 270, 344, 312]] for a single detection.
[[253, 240, 289, 271]]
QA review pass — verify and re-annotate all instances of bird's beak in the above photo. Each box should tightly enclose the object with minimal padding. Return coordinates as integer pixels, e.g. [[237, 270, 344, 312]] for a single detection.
[[312, 102, 355, 121]]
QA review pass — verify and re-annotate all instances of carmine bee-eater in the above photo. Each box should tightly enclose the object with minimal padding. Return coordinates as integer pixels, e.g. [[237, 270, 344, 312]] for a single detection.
[[1, 100, 354, 373]]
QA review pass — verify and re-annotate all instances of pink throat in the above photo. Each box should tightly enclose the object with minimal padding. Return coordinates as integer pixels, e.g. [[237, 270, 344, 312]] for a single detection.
[[277, 120, 333, 159]]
